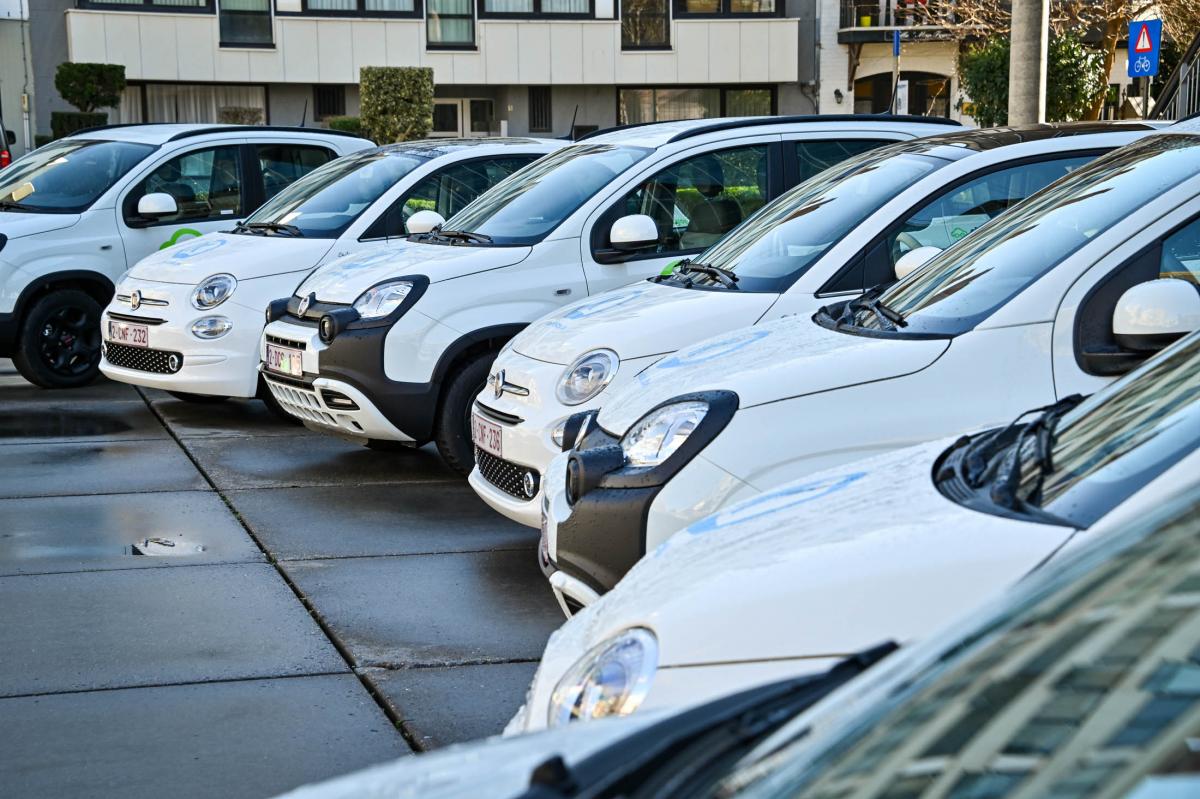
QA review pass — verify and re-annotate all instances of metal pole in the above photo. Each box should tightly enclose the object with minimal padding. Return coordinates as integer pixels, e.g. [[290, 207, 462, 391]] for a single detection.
[[1008, 0, 1049, 125]]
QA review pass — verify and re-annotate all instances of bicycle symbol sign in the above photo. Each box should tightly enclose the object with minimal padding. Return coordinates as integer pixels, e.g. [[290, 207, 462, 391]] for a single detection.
[[1133, 55, 1153, 75]]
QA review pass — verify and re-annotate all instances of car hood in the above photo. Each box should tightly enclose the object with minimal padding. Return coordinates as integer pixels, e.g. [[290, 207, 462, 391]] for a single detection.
[[275, 713, 663, 799], [536, 439, 1074, 680], [127, 232, 337, 284], [297, 240, 533, 304], [0, 211, 81, 240], [512, 281, 778, 364], [597, 317, 951, 435]]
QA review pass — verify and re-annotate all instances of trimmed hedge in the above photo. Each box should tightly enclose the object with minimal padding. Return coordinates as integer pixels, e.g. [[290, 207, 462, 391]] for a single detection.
[[327, 115, 365, 138], [51, 111, 108, 140], [360, 67, 434, 143], [217, 106, 264, 125], [55, 62, 126, 114]]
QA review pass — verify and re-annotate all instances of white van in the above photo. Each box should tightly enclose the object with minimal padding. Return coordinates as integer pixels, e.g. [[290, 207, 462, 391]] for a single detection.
[[0, 124, 371, 388], [260, 115, 957, 471], [99, 138, 562, 410]]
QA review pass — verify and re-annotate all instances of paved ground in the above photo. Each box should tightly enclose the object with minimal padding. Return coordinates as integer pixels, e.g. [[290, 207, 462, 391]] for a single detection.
[[0, 361, 563, 799]]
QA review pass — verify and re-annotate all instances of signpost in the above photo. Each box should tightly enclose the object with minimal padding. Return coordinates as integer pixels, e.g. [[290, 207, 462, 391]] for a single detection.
[[1128, 19, 1162, 118], [892, 30, 901, 114]]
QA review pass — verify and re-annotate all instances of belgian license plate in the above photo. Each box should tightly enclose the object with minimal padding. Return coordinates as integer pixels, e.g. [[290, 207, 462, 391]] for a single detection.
[[472, 413, 503, 458], [107, 319, 149, 348], [265, 342, 303, 377]]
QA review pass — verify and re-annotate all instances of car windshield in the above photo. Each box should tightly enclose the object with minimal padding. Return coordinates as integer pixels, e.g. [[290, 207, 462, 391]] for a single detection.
[[721, 480, 1200, 799], [438, 143, 651, 245], [676, 146, 945, 292], [1006, 331, 1200, 527], [847, 133, 1200, 336], [0, 138, 154, 213], [242, 149, 426, 239]]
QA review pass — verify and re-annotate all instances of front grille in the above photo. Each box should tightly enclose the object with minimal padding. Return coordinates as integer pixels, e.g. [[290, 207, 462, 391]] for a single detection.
[[103, 342, 182, 374], [266, 334, 306, 350], [474, 401, 523, 425], [476, 447, 540, 501], [264, 378, 341, 428]]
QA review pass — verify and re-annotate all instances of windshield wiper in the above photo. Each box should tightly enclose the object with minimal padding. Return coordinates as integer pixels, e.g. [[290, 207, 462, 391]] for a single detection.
[[988, 394, 1085, 512], [435, 228, 492, 245], [0, 199, 35, 212], [833, 286, 907, 331], [242, 221, 303, 237], [679, 260, 739, 289]]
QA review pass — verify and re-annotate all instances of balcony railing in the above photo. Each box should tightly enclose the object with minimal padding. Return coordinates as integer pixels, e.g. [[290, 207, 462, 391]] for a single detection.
[[839, 0, 956, 30]]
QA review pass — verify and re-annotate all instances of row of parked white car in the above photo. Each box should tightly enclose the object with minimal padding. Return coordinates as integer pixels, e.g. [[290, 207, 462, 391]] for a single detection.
[[5, 115, 1200, 797]]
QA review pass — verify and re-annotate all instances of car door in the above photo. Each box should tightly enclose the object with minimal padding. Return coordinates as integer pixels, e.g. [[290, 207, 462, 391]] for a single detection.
[[1052, 205, 1200, 397], [580, 136, 780, 295]]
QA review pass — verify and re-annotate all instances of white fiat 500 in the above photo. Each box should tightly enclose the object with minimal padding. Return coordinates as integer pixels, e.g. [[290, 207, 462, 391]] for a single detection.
[[542, 127, 1200, 611], [259, 115, 956, 471], [513, 327, 1200, 732], [0, 123, 371, 389], [470, 122, 1160, 526], [99, 138, 560, 409]]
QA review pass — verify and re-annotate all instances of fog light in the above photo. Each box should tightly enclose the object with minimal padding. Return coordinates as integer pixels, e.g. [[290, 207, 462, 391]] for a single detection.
[[167, 354, 180, 372], [523, 471, 538, 499], [319, 315, 336, 344], [565, 456, 582, 506], [191, 316, 232, 339]]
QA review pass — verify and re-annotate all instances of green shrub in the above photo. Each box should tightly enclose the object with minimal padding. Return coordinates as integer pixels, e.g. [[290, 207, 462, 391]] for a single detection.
[[360, 67, 434, 143], [55, 62, 126, 113], [50, 111, 108, 139], [217, 106, 264, 125], [327, 115, 366, 137]]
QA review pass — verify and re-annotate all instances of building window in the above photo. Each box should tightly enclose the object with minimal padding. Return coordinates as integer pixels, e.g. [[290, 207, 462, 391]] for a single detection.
[[219, 0, 273, 48], [79, 0, 212, 9], [621, 0, 670, 50], [313, 85, 346, 120], [480, 0, 590, 15], [529, 87, 552, 133], [121, 83, 268, 125], [301, 0, 418, 13], [618, 86, 774, 123], [674, 0, 775, 15], [427, 0, 475, 48]]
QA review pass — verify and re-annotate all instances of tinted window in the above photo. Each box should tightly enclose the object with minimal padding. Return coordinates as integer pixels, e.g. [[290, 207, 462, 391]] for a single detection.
[[1160, 216, 1200, 284], [0, 139, 153, 213], [256, 144, 335, 202], [128, 145, 243, 225], [795, 139, 891, 184]]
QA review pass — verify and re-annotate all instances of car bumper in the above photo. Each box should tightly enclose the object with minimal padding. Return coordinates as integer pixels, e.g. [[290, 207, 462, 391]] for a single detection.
[[98, 281, 261, 398]]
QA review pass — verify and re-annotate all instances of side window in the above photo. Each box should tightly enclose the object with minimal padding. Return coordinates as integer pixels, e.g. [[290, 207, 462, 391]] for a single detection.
[[795, 139, 892, 185], [125, 145, 243, 226], [1160, 216, 1200, 285], [362, 155, 535, 240], [257, 144, 336, 202], [597, 145, 769, 259]]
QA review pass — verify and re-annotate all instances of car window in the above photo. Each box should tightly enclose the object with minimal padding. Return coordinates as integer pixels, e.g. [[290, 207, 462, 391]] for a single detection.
[[795, 139, 892, 184], [849, 134, 1200, 337], [256, 144, 335, 202], [0, 139, 153, 213], [601, 145, 769, 257], [127, 145, 244, 225], [1160, 216, 1200, 284], [363, 155, 537, 240]]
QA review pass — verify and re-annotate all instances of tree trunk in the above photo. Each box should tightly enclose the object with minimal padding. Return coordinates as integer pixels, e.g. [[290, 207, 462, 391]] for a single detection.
[[1085, 15, 1123, 119]]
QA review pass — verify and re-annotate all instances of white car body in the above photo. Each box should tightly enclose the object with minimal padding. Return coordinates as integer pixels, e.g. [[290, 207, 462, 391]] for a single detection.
[[0, 124, 371, 386], [258, 116, 957, 467], [542, 126, 1200, 611], [99, 138, 563, 399], [516, 325, 1200, 731], [472, 123, 1160, 526]]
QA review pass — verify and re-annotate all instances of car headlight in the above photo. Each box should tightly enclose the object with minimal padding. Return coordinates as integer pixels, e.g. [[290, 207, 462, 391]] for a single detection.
[[620, 400, 709, 468], [556, 349, 618, 406], [548, 628, 658, 728], [353, 280, 414, 320], [190, 273, 237, 310]]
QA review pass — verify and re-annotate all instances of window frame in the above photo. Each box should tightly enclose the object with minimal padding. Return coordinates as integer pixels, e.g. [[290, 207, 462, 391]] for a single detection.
[[77, 0, 214, 12], [671, 0, 782, 18], [477, 0, 595, 19], [217, 0, 275, 49], [528, 86, 553, 133], [426, 0, 477, 50], [313, 85, 347, 120], [619, 0, 672, 51], [615, 85, 777, 124], [291, 0, 422, 18]]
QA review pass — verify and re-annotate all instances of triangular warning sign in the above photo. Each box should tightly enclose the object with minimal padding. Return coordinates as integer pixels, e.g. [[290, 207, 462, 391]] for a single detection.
[[1135, 24, 1153, 53]]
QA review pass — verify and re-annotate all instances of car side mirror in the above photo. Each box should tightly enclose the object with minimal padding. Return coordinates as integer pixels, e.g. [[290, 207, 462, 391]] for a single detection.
[[894, 246, 942, 280], [137, 192, 179, 218], [406, 210, 445, 235], [4, 130, 14, 146], [610, 214, 659, 252], [1113, 278, 1200, 353]]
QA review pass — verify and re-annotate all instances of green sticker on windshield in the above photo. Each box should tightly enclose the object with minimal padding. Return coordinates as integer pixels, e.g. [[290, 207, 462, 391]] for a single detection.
[[950, 227, 969, 240], [159, 228, 203, 250]]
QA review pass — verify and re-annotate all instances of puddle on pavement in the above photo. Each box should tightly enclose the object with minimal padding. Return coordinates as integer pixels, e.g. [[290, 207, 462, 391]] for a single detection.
[[0, 413, 134, 439], [0, 531, 207, 561], [131, 535, 207, 557]]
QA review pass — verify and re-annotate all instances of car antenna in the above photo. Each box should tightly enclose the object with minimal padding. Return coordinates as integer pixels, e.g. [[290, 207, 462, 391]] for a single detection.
[[298, 98, 308, 128], [563, 105, 579, 141]]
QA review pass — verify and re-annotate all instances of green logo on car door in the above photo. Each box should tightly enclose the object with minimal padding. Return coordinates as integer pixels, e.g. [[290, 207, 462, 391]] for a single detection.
[[159, 228, 203, 250]]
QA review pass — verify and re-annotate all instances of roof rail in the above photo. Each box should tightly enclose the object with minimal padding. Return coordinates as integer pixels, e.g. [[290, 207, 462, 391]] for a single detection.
[[67, 122, 366, 140], [575, 121, 662, 142], [667, 114, 962, 143]]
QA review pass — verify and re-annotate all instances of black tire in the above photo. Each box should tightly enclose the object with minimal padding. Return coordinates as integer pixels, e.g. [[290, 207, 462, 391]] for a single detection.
[[167, 391, 229, 404], [256, 378, 302, 424], [12, 289, 104, 389], [434, 351, 493, 477]]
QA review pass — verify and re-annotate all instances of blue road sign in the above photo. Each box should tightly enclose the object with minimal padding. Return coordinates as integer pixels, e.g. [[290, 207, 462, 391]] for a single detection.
[[1128, 19, 1162, 78], [893, 30, 900, 57]]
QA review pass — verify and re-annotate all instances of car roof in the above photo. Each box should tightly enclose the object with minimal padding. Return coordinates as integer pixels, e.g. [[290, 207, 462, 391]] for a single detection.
[[579, 114, 962, 149], [365, 137, 563, 159], [68, 123, 369, 146], [907, 120, 1168, 160]]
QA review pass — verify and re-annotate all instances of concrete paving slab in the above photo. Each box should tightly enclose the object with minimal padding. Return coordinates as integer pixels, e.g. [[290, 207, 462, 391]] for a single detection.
[[365, 662, 538, 749], [0, 674, 410, 799], [183, 434, 457, 490], [0, 400, 168, 445], [0, 563, 346, 697], [0, 371, 142, 403], [0, 440, 209, 498], [0, 492, 262, 576], [229, 483, 535, 560], [283, 551, 562, 668], [147, 390, 307, 439]]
